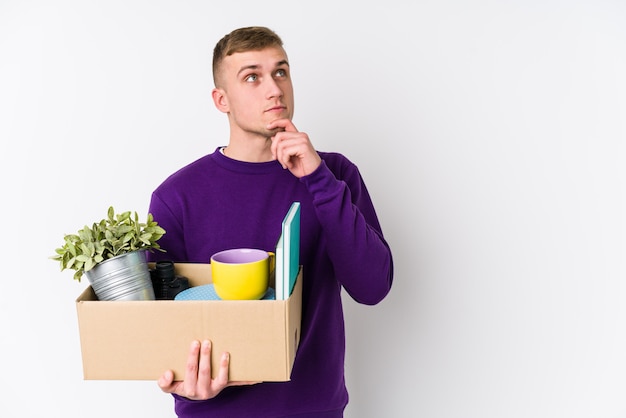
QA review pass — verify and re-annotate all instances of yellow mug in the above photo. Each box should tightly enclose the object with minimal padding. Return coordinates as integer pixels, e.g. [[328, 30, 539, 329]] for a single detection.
[[210, 248, 275, 300]]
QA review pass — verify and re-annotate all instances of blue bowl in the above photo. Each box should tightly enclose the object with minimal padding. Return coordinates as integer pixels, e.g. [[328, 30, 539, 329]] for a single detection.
[[175, 284, 275, 301]]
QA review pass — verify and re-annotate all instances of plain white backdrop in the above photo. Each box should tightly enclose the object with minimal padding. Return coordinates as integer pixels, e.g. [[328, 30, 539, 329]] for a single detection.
[[1, 1, 625, 417]]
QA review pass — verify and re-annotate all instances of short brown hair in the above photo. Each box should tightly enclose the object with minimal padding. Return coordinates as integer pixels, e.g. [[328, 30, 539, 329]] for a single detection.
[[212, 26, 284, 87]]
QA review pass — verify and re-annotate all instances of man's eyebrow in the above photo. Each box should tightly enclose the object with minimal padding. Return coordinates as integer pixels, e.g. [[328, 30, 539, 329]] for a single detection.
[[237, 64, 259, 77], [237, 60, 290, 77]]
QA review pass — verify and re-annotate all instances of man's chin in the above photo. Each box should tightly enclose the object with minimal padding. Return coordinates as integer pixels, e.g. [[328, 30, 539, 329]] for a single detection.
[[265, 126, 286, 137]]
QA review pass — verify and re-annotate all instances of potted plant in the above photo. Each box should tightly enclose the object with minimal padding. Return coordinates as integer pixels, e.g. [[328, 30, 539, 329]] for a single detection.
[[50, 206, 166, 301]]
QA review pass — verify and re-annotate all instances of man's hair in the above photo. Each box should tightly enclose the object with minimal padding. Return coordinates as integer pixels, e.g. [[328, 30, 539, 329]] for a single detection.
[[212, 26, 284, 87]]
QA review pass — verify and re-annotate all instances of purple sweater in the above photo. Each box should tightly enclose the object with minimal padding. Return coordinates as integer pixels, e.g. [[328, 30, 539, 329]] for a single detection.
[[147, 148, 393, 417]]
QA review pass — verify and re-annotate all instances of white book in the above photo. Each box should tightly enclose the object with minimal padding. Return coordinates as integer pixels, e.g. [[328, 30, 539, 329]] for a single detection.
[[274, 233, 285, 300]]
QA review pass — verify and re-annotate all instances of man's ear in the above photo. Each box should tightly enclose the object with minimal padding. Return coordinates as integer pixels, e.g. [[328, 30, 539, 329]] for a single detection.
[[212, 88, 229, 113]]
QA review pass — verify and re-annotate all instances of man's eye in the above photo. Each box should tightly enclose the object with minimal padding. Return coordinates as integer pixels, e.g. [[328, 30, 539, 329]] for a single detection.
[[245, 74, 258, 82], [275, 69, 287, 77]]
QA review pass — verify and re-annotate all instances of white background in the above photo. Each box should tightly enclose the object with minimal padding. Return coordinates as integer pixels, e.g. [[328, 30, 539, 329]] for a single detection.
[[1, 1, 625, 417]]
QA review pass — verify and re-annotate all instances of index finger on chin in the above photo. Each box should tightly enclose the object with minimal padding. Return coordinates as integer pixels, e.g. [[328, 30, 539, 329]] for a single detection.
[[267, 118, 297, 132]]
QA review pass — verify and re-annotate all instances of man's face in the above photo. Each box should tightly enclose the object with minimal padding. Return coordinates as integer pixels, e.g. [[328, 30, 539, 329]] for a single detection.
[[215, 46, 294, 138]]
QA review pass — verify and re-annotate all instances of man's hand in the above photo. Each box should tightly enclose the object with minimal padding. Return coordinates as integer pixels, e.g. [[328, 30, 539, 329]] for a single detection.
[[268, 119, 321, 178], [158, 340, 259, 400]]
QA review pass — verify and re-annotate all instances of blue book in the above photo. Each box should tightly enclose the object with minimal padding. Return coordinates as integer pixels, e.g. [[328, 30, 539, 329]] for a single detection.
[[275, 202, 300, 300]]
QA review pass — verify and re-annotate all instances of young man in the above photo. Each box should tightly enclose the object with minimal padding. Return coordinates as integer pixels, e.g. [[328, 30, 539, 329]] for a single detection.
[[148, 26, 393, 417]]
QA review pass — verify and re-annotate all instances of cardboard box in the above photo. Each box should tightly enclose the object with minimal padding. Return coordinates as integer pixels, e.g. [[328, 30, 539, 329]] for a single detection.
[[75, 263, 302, 382]]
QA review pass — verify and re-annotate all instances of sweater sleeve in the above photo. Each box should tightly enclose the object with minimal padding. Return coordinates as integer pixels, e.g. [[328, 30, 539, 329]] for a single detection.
[[300, 158, 393, 305], [146, 191, 188, 263]]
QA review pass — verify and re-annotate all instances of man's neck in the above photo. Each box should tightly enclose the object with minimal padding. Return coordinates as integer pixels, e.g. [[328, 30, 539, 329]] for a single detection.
[[223, 137, 274, 162]]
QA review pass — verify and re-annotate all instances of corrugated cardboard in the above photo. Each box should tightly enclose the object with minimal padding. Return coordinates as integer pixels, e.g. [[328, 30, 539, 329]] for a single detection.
[[75, 263, 302, 382]]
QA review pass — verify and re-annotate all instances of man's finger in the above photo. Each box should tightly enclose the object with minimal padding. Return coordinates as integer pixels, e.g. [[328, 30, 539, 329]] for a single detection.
[[183, 340, 201, 395], [213, 352, 230, 389], [158, 369, 175, 392], [197, 340, 213, 388], [267, 118, 297, 132]]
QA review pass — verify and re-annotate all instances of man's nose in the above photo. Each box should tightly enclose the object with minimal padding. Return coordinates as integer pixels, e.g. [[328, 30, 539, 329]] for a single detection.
[[265, 78, 283, 99]]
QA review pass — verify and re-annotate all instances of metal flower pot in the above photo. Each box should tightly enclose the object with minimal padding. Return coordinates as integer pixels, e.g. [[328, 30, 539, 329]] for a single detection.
[[84, 250, 155, 301]]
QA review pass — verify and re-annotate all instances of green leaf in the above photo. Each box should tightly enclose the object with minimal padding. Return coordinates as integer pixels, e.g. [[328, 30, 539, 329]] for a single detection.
[[51, 207, 167, 280]]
